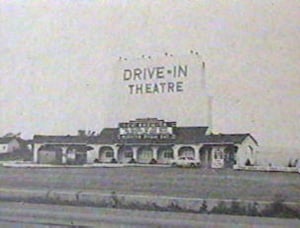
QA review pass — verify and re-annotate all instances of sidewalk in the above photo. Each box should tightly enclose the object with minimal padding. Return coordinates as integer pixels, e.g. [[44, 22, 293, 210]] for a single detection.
[[1, 161, 171, 168], [2, 161, 300, 173]]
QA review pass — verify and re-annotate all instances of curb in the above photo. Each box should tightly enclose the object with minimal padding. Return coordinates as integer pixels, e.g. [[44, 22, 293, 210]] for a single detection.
[[0, 188, 299, 214], [233, 165, 300, 173], [1, 162, 171, 168]]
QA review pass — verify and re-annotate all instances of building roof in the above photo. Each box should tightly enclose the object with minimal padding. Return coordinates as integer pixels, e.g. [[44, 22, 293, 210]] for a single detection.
[[202, 133, 258, 145], [88, 128, 119, 144], [0, 137, 18, 144], [173, 127, 208, 144], [32, 129, 257, 146], [33, 135, 90, 144]]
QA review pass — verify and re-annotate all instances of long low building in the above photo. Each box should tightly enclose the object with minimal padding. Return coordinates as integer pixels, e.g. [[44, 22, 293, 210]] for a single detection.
[[33, 118, 258, 168]]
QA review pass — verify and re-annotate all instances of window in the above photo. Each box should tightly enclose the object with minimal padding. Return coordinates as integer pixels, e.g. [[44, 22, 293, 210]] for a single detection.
[[214, 149, 223, 159], [105, 151, 113, 158], [125, 151, 133, 158], [164, 151, 174, 159]]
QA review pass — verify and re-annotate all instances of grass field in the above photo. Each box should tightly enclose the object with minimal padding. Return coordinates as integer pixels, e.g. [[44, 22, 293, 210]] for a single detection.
[[0, 166, 299, 203]]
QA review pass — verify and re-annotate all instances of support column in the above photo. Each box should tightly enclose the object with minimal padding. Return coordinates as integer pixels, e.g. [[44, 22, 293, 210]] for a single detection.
[[113, 146, 118, 161], [33, 144, 40, 163], [132, 147, 138, 161], [205, 149, 209, 167], [62, 147, 67, 164], [174, 146, 179, 160], [236, 146, 241, 166], [152, 147, 158, 160], [194, 145, 200, 161]]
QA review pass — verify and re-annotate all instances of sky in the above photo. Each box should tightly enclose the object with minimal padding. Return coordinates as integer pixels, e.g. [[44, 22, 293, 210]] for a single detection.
[[0, 1, 300, 156]]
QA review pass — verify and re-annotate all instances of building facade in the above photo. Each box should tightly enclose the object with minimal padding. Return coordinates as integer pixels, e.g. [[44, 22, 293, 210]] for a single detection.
[[33, 118, 258, 168], [32, 135, 94, 165], [0, 137, 22, 154]]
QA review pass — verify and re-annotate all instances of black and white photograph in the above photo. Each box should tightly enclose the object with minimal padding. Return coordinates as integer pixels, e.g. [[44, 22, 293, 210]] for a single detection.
[[0, 1, 299, 227]]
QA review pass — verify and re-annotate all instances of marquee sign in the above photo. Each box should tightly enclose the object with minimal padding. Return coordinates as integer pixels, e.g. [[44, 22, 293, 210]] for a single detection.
[[123, 65, 188, 95], [118, 118, 176, 139], [106, 54, 211, 128]]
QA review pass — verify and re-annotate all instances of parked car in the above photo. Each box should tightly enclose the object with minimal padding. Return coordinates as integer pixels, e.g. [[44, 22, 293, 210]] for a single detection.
[[170, 156, 200, 168]]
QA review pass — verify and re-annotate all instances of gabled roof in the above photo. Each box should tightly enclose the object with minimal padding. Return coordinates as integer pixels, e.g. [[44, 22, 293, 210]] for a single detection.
[[0, 137, 18, 144], [88, 128, 119, 144], [202, 133, 258, 145], [32, 129, 257, 146], [33, 135, 90, 144], [173, 127, 208, 144]]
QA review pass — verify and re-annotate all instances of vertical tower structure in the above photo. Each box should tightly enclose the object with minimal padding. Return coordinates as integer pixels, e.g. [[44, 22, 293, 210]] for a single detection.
[[201, 61, 213, 133]]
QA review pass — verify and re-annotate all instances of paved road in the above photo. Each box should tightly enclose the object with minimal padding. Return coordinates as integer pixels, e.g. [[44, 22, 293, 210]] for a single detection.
[[0, 166, 299, 203], [0, 202, 299, 227]]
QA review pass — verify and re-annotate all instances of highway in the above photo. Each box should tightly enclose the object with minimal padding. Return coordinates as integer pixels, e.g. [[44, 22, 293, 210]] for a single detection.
[[0, 202, 299, 227]]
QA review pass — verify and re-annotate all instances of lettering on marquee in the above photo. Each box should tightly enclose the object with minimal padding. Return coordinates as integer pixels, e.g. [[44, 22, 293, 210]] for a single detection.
[[122, 65, 188, 95]]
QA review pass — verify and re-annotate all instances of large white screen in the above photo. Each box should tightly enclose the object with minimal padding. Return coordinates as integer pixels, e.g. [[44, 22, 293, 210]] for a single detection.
[[105, 55, 211, 127]]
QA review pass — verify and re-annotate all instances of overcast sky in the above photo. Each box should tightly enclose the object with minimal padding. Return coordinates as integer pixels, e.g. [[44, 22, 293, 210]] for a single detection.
[[0, 1, 299, 151]]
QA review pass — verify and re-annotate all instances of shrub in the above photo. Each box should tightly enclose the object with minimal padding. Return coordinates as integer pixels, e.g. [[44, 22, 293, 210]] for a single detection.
[[229, 201, 246, 215], [245, 159, 252, 166], [110, 158, 118, 163], [109, 191, 122, 208], [210, 201, 228, 214], [149, 158, 157, 164], [246, 202, 260, 216], [199, 200, 208, 213], [261, 194, 300, 218], [167, 200, 183, 212], [210, 201, 249, 216], [128, 158, 136, 164]]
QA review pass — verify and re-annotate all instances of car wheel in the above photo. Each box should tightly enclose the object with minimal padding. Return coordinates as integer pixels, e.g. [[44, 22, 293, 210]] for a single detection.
[[171, 163, 177, 167], [190, 163, 196, 168]]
